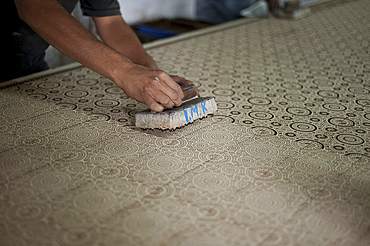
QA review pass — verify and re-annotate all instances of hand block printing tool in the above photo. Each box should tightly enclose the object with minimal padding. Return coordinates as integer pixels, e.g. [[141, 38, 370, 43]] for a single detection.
[[135, 84, 217, 130]]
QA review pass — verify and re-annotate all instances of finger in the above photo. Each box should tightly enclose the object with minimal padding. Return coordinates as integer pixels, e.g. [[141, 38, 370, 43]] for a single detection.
[[143, 94, 164, 112], [146, 82, 176, 109], [153, 91, 175, 109], [156, 74, 184, 107], [170, 75, 194, 86], [170, 75, 200, 97]]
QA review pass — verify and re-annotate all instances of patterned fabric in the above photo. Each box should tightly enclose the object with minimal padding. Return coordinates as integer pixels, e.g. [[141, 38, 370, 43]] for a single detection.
[[1, 0, 369, 245]]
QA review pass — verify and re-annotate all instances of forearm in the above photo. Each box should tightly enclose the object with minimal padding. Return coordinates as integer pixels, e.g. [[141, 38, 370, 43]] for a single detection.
[[14, 0, 187, 112], [93, 16, 159, 69], [14, 0, 131, 81]]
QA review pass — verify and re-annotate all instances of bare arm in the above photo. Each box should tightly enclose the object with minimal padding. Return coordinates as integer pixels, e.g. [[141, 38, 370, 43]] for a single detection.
[[14, 0, 183, 112], [14, 0, 127, 81], [93, 15, 159, 69], [93, 15, 200, 96]]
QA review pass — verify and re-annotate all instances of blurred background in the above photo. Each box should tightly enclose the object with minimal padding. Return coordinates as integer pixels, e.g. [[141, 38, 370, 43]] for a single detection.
[[45, 0, 324, 68]]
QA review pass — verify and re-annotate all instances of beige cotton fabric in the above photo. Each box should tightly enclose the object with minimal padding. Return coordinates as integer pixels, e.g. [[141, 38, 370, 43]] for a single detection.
[[1, 0, 370, 245]]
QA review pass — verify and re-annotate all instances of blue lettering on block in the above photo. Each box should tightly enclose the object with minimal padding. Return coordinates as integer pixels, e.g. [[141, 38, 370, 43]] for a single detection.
[[184, 103, 208, 123], [201, 102, 208, 114], [183, 108, 190, 123], [190, 105, 199, 118]]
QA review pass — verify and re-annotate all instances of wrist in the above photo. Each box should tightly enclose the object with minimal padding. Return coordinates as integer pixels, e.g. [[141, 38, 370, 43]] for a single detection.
[[145, 58, 159, 70], [106, 54, 134, 83]]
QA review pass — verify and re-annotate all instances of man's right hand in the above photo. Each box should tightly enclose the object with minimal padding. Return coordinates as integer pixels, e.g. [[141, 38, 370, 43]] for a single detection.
[[113, 63, 184, 112]]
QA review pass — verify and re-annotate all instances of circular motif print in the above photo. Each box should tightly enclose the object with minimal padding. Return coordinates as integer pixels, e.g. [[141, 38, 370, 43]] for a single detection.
[[105, 87, 123, 94], [37, 82, 60, 89], [348, 87, 369, 94], [290, 122, 317, 132], [356, 99, 370, 107], [188, 202, 228, 222], [212, 89, 235, 96], [247, 85, 269, 93], [245, 166, 282, 182], [341, 153, 370, 167], [295, 159, 331, 174], [247, 97, 272, 105], [317, 91, 339, 98], [306, 213, 351, 238], [31, 172, 70, 190], [147, 156, 183, 172], [91, 165, 129, 180], [322, 103, 347, 111], [245, 191, 286, 213], [95, 99, 120, 107], [248, 111, 274, 120], [299, 184, 340, 202], [291, 139, 324, 150], [64, 90, 88, 98], [283, 94, 307, 101], [313, 79, 334, 86], [5, 202, 51, 223], [193, 173, 230, 190], [104, 141, 139, 156], [281, 82, 302, 90], [335, 134, 364, 145], [137, 182, 175, 199], [286, 107, 312, 116], [216, 101, 235, 109], [248, 225, 290, 245], [76, 79, 98, 86], [245, 143, 279, 158], [247, 126, 277, 136], [350, 174, 370, 193], [74, 190, 116, 211], [328, 117, 355, 127], [201, 129, 234, 144], [342, 76, 362, 84], [124, 211, 167, 235]]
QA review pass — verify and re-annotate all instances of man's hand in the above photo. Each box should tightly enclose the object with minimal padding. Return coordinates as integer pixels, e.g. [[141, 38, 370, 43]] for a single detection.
[[93, 15, 199, 111], [114, 64, 184, 112]]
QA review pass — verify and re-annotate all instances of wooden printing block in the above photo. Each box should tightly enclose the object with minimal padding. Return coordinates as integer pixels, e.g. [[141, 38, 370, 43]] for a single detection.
[[135, 97, 217, 130]]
